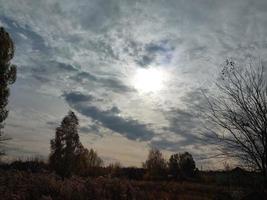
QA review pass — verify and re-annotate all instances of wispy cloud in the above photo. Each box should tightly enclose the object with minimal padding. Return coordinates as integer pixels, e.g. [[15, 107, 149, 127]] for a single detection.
[[64, 91, 155, 141], [1, 0, 267, 165]]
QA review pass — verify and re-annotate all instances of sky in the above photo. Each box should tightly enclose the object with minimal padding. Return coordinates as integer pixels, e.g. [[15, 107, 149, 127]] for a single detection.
[[1, 0, 267, 168]]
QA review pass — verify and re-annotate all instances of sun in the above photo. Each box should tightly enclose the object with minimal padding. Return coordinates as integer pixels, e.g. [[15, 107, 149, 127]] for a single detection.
[[132, 67, 166, 93]]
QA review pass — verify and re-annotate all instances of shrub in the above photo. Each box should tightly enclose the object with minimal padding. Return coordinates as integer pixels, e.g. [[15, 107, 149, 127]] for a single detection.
[[168, 152, 197, 180], [143, 148, 167, 180]]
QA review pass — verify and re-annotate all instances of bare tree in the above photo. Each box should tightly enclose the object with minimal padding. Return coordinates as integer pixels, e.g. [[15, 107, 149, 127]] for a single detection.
[[204, 59, 267, 176]]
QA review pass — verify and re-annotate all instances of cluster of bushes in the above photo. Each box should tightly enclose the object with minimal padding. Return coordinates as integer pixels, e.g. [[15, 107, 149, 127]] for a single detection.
[[143, 148, 198, 181], [0, 157, 48, 173], [1, 162, 267, 200]]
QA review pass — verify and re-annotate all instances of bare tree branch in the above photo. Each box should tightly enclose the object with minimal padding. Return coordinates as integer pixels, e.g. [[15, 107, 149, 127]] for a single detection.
[[203, 59, 267, 177]]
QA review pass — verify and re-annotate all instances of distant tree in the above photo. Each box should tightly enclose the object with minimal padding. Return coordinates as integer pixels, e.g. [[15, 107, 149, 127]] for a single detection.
[[143, 148, 167, 180], [75, 148, 103, 175], [168, 153, 180, 179], [204, 59, 267, 177], [108, 161, 122, 169], [49, 111, 83, 178], [108, 162, 123, 178], [0, 27, 17, 135], [82, 148, 103, 168], [168, 152, 196, 179], [223, 162, 231, 171], [178, 152, 196, 178]]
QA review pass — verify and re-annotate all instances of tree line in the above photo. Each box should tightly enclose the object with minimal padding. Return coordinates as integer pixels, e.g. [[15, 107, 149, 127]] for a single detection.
[[1, 26, 267, 179], [49, 110, 197, 180]]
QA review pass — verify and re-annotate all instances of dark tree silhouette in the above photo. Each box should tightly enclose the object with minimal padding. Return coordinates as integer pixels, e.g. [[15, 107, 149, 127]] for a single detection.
[[168, 152, 196, 179], [49, 111, 84, 178], [168, 153, 180, 179], [84, 148, 103, 168], [0, 27, 17, 135], [143, 148, 166, 180], [75, 148, 103, 175], [204, 59, 267, 177], [178, 152, 196, 178]]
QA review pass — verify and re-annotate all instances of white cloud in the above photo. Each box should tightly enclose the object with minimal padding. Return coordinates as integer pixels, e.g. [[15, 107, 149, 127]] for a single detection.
[[1, 0, 267, 166]]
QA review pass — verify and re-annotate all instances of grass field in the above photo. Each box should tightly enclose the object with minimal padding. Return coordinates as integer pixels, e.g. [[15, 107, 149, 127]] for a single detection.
[[0, 168, 266, 200]]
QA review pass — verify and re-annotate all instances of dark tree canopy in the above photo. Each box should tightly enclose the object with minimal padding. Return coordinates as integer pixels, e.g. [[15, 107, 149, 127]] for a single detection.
[[0, 27, 17, 134], [168, 152, 196, 179], [204, 59, 267, 177], [49, 111, 103, 177], [168, 153, 180, 179], [75, 148, 103, 175], [178, 152, 196, 178], [143, 148, 167, 180], [50, 111, 83, 178]]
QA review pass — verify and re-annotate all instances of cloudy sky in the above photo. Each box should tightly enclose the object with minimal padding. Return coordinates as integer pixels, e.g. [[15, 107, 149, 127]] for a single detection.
[[1, 0, 267, 168]]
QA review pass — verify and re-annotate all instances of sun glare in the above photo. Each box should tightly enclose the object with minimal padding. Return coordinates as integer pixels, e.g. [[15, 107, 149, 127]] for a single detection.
[[132, 67, 166, 93]]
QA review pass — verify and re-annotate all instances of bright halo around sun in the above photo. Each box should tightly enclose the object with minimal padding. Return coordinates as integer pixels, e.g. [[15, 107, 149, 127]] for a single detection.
[[132, 67, 167, 94]]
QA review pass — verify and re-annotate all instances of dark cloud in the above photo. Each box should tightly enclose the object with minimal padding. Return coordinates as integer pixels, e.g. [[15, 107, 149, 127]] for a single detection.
[[135, 40, 175, 67], [46, 121, 58, 127], [63, 91, 155, 141], [71, 71, 134, 93], [181, 88, 209, 110], [86, 39, 119, 60], [167, 89, 209, 137], [165, 109, 201, 145], [63, 91, 95, 103], [136, 55, 155, 68], [56, 62, 77, 72], [0, 16, 49, 53], [101, 78, 134, 93], [146, 40, 175, 53], [80, 106, 154, 141], [153, 89, 208, 151], [31, 61, 78, 74], [72, 72, 98, 82], [119, 39, 175, 67], [151, 139, 180, 151], [28, 61, 78, 83]]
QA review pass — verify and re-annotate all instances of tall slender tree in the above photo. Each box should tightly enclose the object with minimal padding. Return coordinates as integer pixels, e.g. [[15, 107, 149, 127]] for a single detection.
[[0, 27, 17, 135], [50, 111, 83, 178]]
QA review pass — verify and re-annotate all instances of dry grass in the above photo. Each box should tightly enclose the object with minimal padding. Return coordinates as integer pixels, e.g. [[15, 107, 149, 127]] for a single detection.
[[0, 169, 246, 200]]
